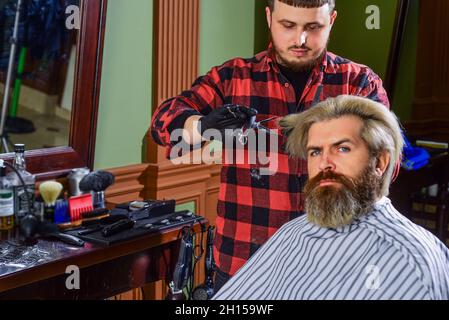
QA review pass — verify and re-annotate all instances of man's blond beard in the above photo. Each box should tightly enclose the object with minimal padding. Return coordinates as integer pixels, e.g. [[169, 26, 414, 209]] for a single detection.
[[304, 162, 381, 229]]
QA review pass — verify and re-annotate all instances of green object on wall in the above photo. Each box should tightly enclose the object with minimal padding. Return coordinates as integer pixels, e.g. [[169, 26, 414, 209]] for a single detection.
[[9, 47, 27, 118]]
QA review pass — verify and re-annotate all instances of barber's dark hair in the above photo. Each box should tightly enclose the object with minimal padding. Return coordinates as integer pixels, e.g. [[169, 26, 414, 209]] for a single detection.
[[268, 0, 336, 12]]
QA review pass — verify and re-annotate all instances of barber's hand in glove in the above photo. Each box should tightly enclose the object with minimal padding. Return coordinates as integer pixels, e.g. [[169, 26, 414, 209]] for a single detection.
[[198, 105, 258, 136]]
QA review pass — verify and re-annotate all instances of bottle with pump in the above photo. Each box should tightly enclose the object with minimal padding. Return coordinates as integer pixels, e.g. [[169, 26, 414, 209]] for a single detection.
[[0, 163, 14, 230], [7, 144, 36, 224]]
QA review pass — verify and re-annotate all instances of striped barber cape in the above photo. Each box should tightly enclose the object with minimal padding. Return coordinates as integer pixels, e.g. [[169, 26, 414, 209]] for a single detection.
[[213, 197, 449, 300]]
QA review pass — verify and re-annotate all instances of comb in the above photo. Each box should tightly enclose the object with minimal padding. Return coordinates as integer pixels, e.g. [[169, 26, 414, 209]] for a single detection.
[[69, 194, 94, 222]]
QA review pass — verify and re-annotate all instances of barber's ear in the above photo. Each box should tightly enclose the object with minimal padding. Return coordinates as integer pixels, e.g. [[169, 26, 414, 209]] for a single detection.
[[330, 10, 337, 26], [266, 7, 272, 29], [375, 151, 390, 177]]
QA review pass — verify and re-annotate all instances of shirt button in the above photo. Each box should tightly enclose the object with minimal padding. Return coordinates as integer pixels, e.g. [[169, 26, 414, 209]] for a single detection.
[[284, 83, 290, 88]]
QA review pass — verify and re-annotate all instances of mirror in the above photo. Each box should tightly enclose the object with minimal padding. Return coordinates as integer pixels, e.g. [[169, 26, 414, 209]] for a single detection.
[[0, 0, 107, 179], [0, 0, 80, 152]]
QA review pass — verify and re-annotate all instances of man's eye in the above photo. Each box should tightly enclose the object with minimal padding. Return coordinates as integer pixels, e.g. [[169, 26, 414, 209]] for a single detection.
[[309, 150, 320, 157], [283, 24, 294, 29], [307, 25, 322, 31], [338, 147, 350, 153]]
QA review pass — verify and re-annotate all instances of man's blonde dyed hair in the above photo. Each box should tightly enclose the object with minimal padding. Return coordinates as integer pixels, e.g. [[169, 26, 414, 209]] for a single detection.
[[279, 95, 403, 197]]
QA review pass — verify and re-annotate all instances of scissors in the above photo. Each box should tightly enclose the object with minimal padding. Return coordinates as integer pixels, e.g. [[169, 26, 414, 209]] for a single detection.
[[238, 114, 279, 145], [225, 106, 279, 145]]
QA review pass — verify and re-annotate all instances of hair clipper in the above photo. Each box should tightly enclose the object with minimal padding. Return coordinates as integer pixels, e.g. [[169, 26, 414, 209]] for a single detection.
[[166, 227, 194, 300]]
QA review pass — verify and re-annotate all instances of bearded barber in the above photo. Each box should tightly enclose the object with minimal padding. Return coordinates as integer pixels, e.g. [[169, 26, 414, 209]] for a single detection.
[[150, 0, 389, 292]]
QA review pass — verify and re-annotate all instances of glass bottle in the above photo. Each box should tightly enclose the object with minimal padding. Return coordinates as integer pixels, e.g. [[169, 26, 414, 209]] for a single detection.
[[0, 164, 14, 230], [7, 144, 36, 225]]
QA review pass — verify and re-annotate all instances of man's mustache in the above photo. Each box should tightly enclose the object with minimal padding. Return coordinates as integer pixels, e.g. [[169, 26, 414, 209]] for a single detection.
[[289, 45, 311, 51], [306, 171, 356, 191]]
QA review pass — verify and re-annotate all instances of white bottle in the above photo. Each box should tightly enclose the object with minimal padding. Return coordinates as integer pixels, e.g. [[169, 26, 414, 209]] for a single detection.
[[7, 144, 36, 224], [0, 164, 14, 230]]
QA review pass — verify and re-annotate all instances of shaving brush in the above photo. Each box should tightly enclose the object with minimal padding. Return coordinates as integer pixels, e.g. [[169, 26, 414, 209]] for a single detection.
[[79, 171, 115, 209], [39, 181, 63, 223]]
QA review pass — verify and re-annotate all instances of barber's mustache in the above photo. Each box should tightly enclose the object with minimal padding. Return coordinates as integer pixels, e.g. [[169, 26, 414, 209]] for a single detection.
[[289, 45, 311, 51], [307, 171, 356, 191]]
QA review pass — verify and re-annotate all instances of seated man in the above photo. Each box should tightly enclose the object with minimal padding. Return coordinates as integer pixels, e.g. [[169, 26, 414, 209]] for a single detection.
[[213, 95, 449, 300]]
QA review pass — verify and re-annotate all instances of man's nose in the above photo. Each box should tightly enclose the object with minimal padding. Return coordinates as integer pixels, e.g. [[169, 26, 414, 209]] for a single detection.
[[299, 31, 307, 47], [318, 153, 336, 172]]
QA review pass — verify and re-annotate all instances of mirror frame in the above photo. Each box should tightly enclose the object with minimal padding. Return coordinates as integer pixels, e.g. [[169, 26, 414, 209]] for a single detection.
[[0, 0, 108, 180], [385, 0, 410, 103]]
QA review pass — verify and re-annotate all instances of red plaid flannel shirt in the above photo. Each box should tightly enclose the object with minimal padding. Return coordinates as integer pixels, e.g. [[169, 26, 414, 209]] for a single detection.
[[151, 46, 390, 277]]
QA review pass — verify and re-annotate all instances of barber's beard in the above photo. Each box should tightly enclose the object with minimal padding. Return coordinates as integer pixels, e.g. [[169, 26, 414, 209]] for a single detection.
[[271, 34, 328, 72], [276, 48, 326, 72], [304, 163, 382, 229]]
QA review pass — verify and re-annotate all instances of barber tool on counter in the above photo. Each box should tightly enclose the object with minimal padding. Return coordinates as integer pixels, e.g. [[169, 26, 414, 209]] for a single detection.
[[99, 199, 177, 237], [38, 221, 85, 247], [68, 193, 94, 222], [166, 226, 195, 300], [67, 168, 90, 197], [64, 199, 207, 247], [39, 181, 63, 223], [54, 198, 70, 224], [79, 170, 115, 209], [192, 226, 216, 300], [165, 219, 209, 300]]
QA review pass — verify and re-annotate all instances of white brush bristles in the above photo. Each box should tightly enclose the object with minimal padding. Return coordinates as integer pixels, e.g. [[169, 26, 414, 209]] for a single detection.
[[39, 181, 63, 206]]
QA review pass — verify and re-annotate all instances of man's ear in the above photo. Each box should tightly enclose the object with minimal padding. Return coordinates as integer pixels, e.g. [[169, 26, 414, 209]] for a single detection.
[[375, 151, 390, 177], [266, 6, 272, 29], [330, 10, 337, 27]]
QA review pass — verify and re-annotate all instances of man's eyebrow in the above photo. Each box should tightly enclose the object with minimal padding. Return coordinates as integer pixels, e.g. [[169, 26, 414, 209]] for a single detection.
[[305, 21, 324, 26], [306, 139, 354, 152], [278, 20, 324, 26], [278, 19, 296, 24], [306, 145, 321, 152], [332, 139, 354, 147], [305, 23, 325, 29]]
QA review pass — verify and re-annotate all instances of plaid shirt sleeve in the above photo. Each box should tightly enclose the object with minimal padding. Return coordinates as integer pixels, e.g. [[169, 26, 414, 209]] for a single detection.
[[150, 66, 227, 155]]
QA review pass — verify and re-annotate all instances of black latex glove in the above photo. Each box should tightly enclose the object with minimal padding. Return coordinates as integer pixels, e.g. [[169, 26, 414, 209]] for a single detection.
[[198, 104, 258, 136]]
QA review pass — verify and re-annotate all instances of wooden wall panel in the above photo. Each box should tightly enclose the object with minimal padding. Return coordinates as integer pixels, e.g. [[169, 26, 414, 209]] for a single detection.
[[412, 0, 449, 120], [403, 120, 449, 144], [105, 164, 150, 205], [150, 0, 201, 167]]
